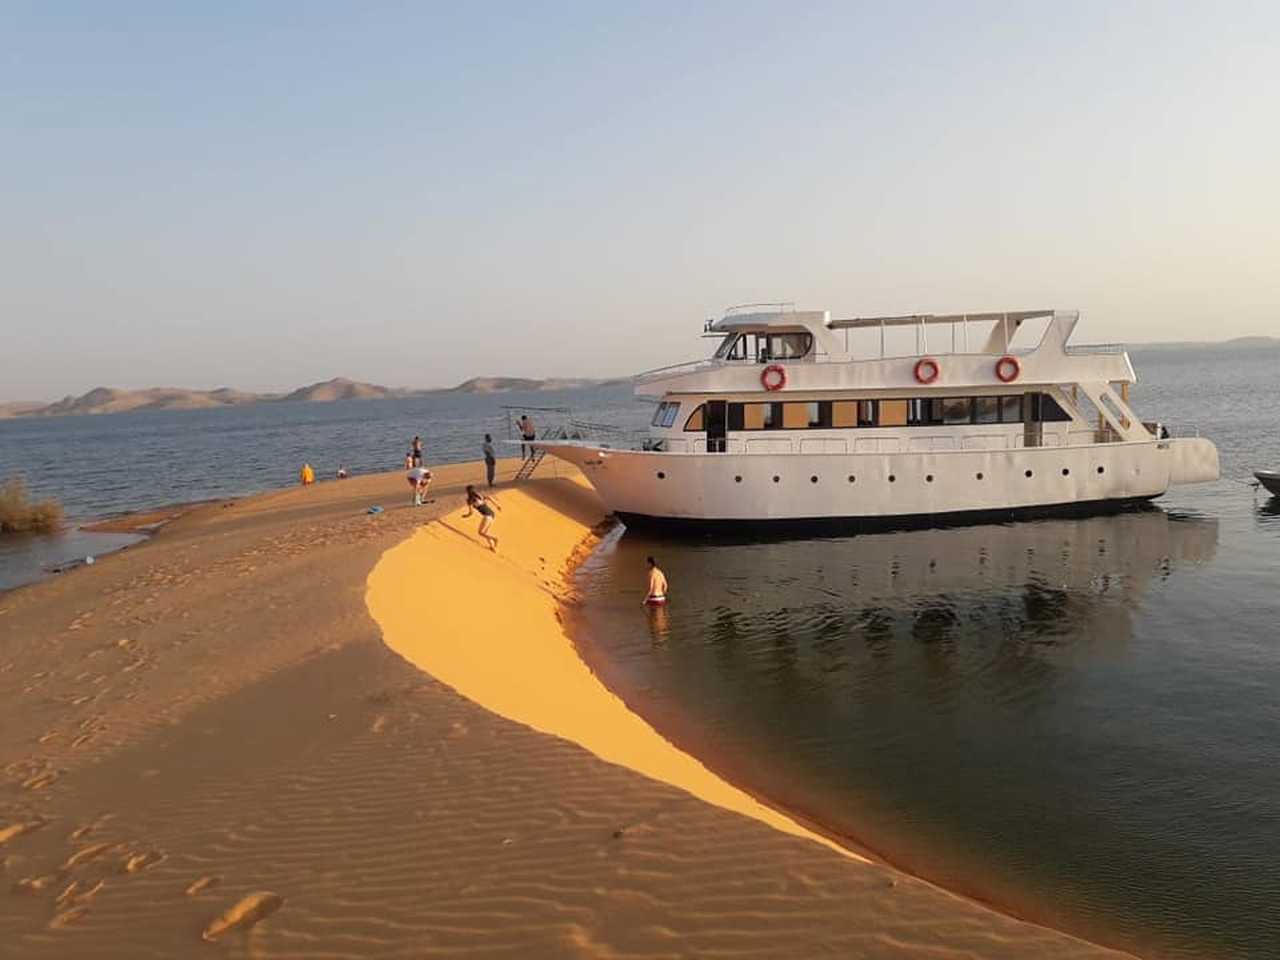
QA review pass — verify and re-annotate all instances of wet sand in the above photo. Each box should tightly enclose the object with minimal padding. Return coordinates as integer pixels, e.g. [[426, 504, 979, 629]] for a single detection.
[[2, 459, 1134, 957]]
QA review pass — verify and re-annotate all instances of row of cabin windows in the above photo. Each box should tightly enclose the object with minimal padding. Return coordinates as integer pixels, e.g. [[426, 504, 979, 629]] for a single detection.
[[681, 393, 1072, 432]]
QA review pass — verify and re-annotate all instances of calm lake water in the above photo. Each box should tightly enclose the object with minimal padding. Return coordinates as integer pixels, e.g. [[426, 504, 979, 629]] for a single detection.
[[0, 385, 651, 590], [572, 345, 1280, 960]]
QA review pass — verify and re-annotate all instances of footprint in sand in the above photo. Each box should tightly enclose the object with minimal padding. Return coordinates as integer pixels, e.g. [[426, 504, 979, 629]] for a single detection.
[[48, 905, 89, 929], [0, 820, 47, 846], [21, 771, 59, 791], [121, 850, 165, 873], [185, 875, 221, 897], [62, 841, 123, 870], [12, 874, 62, 895], [201, 892, 285, 941], [56, 878, 105, 906]]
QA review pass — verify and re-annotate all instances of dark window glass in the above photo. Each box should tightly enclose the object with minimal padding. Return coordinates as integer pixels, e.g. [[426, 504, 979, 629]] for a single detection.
[[908, 398, 944, 426], [808, 401, 832, 428], [859, 400, 877, 427], [1038, 393, 1073, 422], [728, 403, 744, 431], [1000, 395, 1023, 423], [974, 397, 999, 423], [766, 402, 782, 429], [942, 397, 972, 425]]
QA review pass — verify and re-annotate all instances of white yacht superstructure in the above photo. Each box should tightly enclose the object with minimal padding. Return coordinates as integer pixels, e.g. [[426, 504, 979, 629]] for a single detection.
[[539, 306, 1219, 530]]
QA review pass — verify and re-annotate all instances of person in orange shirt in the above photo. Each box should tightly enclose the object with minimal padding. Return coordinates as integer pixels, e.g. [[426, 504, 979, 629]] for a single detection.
[[299, 463, 316, 486]]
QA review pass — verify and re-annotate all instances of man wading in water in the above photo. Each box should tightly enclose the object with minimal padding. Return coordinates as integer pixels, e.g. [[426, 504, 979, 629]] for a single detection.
[[643, 556, 668, 606]]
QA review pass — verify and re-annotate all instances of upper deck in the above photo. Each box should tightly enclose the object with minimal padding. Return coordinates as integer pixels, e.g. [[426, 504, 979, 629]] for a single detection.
[[635, 306, 1134, 397]]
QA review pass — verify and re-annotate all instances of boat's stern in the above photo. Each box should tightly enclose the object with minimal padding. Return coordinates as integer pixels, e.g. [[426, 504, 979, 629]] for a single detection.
[[1167, 437, 1220, 486]]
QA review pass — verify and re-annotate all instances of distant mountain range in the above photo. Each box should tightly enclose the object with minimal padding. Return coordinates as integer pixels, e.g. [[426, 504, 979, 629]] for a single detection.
[[0, 376, 626, 420]]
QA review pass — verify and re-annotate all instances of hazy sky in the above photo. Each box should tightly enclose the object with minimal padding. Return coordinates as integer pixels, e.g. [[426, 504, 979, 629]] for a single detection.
[[4, 2, 1278, 399]]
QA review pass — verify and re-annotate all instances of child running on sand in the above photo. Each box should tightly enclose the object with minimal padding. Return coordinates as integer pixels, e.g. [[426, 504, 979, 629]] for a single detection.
[[464, 485, 501, 550], [407, 465, 432, 505]]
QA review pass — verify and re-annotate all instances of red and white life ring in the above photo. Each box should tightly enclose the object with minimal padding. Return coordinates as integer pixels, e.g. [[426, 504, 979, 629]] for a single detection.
[[995, 355, 1021, 383], [913, 357, 940, 384], [761, 364, 787, 391]]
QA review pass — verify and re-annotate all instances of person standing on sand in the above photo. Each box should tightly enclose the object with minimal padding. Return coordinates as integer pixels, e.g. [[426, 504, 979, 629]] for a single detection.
[[644, 556, 668, 606], [482, 434, 497, 487], [517, 414, 536, 460], [299, 463, 315, 486], [464, 485, 501, 550], [411, 436, 424, 468], [407, 465, 432, 506]]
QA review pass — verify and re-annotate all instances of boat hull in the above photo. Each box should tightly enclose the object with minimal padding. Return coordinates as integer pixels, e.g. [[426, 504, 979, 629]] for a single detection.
[[539, 438, 1217, 527], [1257, 472, 1280, 496]]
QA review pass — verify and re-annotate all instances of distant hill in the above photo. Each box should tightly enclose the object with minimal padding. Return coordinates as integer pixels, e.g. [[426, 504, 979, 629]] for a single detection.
[[276, 377, 413, 403], [0, 375, 622, 419]]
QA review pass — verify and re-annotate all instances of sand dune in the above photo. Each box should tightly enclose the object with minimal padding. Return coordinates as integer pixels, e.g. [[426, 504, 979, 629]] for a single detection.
[[0, 461, 1136, 958]]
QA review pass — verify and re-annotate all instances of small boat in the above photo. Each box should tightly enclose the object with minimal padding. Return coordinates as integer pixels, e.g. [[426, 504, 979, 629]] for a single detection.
[[1256, 471, 1280, 496]]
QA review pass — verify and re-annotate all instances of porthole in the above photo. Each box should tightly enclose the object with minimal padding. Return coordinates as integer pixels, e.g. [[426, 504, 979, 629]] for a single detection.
[[772, 475, 781, 483], [1062, 468, 1070, 477], [1097, 466, 1105, 475], [734, 475, 742, 483], [925, 474, 934, 483], [847, 475, 856, 483], [810, 475, 819, 484], [657, 471, 666, 480], [976, 472, 984, 480], [888, 474, 896, 483], [1025, 469, 1034, 478]]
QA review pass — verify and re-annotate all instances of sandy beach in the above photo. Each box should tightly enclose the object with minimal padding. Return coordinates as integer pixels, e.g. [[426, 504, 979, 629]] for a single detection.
[[1, 459, 1135, 958]]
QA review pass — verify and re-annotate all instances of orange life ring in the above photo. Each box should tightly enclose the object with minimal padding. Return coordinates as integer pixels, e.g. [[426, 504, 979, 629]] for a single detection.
[[761, 364, 787, 391], [913, 357, 940, 384], [995, 355, 1021, 383]]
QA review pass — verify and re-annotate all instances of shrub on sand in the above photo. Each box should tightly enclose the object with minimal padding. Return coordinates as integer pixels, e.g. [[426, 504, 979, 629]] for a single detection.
[[0, 476, 64, 535]]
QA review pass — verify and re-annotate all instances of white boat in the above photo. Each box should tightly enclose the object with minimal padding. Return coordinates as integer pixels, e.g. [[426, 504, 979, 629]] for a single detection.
[[539, 305, 1219, 531]]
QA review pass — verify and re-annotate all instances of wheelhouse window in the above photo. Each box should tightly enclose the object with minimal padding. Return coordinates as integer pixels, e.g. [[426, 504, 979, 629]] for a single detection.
[[760, 333, 813, 361], [942, 397, 972, 425], [683, 404, 705, 431], [650, 401, 681, 428], [1028, 393, 1072, 422], [714, 335, 749, 361]]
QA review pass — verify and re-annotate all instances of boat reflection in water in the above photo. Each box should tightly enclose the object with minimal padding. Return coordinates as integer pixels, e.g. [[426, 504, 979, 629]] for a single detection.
[[574, 506, 1242, 960]]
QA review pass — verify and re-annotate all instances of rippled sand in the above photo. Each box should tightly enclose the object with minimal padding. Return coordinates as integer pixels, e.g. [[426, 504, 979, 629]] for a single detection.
[[2, 460, 1133, 958]]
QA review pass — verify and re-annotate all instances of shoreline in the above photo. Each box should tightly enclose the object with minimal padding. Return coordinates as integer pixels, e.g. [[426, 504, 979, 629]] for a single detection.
[[367, 469, 1137, 959]]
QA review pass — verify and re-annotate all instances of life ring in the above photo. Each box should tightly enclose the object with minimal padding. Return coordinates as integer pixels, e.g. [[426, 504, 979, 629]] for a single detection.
[[995, 355, 1021, 383], [761, 364, 787, 391], [913, 357, 940, 384]]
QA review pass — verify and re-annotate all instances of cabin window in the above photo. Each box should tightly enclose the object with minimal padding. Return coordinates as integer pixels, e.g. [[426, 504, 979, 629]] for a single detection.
[[809, 401, 832, 428], [651, 401, 681, 428], [683, 404, 705, 431], [782, 403, 810, 429], [908, 399, 943, 426], [832, 401, 857, 428], [1029, 393, 1072, 422], [1000, 395, 1023, 423], [974, 397, 1000, 423], [942, 397, 972, 425], [732, 402, 781, 430], [879, 399, 909, 427]]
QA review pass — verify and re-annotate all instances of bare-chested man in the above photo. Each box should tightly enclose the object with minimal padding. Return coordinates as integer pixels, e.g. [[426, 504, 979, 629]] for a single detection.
[[644, 556, 668, 606]]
